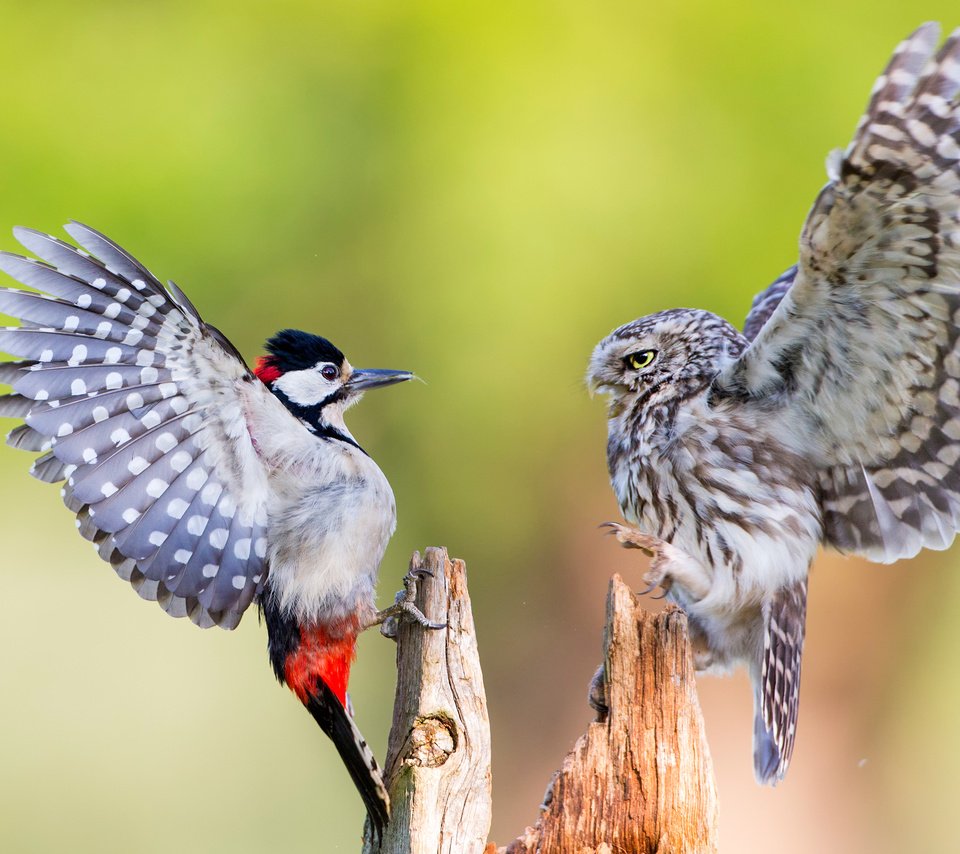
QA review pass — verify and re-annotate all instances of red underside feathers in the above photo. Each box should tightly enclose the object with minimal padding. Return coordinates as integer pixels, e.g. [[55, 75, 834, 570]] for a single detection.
[[284, 622, 358, 707], [254, 356, 282, 384]]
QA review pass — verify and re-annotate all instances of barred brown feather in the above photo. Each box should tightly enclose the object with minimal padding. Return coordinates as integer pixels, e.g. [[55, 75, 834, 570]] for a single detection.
[[755, 579, 807, 784], [730, 23, 960, 563]]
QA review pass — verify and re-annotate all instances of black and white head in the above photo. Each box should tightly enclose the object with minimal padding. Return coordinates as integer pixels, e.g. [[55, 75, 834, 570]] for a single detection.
[[255, 329, 412, 441], [587, 308, 746, 415]]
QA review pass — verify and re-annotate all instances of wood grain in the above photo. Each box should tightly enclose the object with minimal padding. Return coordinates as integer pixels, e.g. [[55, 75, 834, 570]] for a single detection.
[[362, 547, 493, 854], [363, 557, 718, 853], [498, 574, 719, 853]]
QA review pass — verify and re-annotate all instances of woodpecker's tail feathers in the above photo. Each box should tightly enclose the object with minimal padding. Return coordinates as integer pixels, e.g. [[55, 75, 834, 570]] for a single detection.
[[0, 223, 277, 629], [752, 579, 808, 785], [306, 680, 390, 842]]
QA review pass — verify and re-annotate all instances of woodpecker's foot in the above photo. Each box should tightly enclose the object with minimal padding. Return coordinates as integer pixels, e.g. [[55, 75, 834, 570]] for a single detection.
[[587, 663, 608, 719], [372, 567, 447, 639]]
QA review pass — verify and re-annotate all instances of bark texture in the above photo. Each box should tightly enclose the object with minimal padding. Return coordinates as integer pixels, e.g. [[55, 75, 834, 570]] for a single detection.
[[498, 574, 719, 853], [362, 547, 492, 854], [363, 556, 718, 854]]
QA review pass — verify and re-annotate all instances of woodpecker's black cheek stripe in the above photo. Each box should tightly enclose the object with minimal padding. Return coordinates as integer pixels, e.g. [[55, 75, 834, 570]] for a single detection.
[[313, 424, 365, 451], [317, 387, 349, 409], [268, 386, 366, 452]]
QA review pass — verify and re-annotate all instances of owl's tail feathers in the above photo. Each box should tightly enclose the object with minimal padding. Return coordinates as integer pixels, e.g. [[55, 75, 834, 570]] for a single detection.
[[751, 578, 809, 785], [752, 692, 787, 784]]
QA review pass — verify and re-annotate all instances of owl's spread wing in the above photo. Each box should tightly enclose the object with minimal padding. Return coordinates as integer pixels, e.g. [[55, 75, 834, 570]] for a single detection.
[[0, 222, 280, 628], [716, 23, 960, 562], [741, 265, 797, 342]]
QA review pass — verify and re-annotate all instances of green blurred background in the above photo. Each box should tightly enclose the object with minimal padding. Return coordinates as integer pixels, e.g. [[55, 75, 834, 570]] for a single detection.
[[0, 2, 957, 851]]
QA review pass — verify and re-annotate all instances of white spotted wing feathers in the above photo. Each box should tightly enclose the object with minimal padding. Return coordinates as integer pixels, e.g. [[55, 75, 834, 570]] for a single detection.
[[0, 223, 273, 628]]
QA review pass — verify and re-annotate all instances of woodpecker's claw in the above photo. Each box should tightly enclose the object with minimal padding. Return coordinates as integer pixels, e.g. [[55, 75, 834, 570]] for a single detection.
[[370, 567, 447, 639]]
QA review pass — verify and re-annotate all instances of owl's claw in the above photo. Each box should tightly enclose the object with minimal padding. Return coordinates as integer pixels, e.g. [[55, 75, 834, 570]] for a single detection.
[[602, 522, 675, 598], [587, 663, 608, 719], [600, 521, 656, 557], [641, 562, 672, 598]]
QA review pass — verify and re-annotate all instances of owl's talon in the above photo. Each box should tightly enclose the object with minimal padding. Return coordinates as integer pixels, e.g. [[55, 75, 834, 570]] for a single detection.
[[587, 663, 608, 718], [600, 521, 657, 557], [604, 522, 676, 596], [639, 565, 672, 598]]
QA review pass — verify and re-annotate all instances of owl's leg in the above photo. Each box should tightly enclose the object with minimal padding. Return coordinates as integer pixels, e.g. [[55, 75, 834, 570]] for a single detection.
[[601, 522, 711, 601], [685, 613, 718, 673], [587, 663, 608, 717]]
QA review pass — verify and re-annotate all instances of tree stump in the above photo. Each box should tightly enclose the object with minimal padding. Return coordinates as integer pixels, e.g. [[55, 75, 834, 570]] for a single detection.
[[363, 552, 718, 853], [362, 547, 493, 854], [499, 575, 719, 853]]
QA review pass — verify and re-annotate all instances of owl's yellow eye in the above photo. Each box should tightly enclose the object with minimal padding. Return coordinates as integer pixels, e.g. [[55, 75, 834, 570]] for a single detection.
[[626, 350, 657, 370]]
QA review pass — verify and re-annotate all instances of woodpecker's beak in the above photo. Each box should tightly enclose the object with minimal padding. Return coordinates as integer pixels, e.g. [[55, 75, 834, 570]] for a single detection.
[[345, 368, 414, 391]]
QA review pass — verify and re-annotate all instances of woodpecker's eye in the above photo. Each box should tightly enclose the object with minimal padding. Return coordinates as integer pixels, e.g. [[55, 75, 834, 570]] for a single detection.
[[320, 364, 339, 381], [625, 350, 657, 370]]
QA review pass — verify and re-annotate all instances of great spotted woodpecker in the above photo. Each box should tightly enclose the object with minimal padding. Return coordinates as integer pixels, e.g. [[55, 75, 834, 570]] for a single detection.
[[0, 222, 425, 838]]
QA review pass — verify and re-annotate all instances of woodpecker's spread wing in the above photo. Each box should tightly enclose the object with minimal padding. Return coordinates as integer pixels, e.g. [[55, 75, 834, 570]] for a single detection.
[[0, 222, 276, 628], [716, 24, 960, 562]]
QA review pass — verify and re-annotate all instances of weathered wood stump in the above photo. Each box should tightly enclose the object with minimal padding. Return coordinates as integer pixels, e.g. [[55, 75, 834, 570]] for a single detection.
[[362, 547, 492, 854], [363, 551, 718, 854], [499, 576, 719, 853]]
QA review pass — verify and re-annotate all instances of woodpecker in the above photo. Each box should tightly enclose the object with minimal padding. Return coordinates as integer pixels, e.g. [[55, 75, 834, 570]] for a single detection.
[[0, 222, 425, 838], [589, 23, 960, 783]]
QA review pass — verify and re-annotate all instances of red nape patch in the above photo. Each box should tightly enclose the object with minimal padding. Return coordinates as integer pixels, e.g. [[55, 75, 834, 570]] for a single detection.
[[254, 356, 282, 385], [284, 622, 358, 707]]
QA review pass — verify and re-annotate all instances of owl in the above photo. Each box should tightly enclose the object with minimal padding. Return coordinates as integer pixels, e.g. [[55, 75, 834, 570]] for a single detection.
[[588, 23, 960, 782]]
